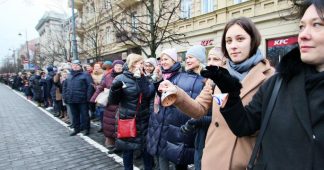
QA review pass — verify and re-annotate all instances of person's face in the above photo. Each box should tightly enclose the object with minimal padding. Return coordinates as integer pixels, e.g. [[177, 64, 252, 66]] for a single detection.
[[225, 24, 252, 64], [93, 64, 101, 71], [72, 64, 81, 71], [131, 60, 144, 73], [160, 54, 175, 70], [207, 54, 226, 67], [144, 63, 155, 74], [298, 4, 324, 72], [86, 65, 92, 71], [114, 64, 123, 73], [61, 72, 68, 79], [185, 55, 200, 70]]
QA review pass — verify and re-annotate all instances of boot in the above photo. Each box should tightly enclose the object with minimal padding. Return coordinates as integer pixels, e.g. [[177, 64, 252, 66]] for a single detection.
[[83, 129, 90, 136], [69, 130, 80, 136]]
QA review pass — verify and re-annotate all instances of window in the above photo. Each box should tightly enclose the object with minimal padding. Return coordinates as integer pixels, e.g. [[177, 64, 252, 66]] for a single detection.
[[201, 0, 214, 14], [106, 27, 112, 43], [181, 0, 192, 19], [234, 0, 248, 4], [131, 12, 137, 32]]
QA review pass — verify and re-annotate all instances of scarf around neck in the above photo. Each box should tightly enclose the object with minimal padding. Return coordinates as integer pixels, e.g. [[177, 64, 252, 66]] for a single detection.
[[227, 49, 264, 81], [162, 62, 181, 80]]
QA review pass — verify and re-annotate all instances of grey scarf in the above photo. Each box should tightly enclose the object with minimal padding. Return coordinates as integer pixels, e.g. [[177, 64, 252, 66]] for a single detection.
[[227, 49, 264, 81]]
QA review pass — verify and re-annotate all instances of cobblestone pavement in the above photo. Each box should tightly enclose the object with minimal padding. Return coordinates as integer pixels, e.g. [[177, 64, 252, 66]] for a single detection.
[[0, 84, 124, 170]]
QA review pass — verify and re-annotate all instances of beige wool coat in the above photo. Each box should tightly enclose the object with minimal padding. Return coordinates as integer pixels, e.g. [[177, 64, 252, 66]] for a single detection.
[[173, 60, 274, 170]]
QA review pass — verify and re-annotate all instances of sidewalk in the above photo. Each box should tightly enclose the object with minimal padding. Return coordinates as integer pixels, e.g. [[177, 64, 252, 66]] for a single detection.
[[0, 84, 124, 170]]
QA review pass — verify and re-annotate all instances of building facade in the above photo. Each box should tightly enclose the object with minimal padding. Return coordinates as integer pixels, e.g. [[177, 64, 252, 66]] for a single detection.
[[71, 0, 299, 66], [35, 11, 68, 67]]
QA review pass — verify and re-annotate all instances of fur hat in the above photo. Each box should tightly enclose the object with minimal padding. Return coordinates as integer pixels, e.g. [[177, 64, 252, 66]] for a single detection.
[[186, 45, 207, 64], [160, 48, 177, 62]]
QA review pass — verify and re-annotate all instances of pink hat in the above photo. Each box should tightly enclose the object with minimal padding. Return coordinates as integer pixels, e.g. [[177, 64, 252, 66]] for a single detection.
[[160, 48, 177, 62]]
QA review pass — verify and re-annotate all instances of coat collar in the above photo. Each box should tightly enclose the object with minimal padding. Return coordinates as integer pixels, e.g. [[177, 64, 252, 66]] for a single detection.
[[240, 60, 274, 98]]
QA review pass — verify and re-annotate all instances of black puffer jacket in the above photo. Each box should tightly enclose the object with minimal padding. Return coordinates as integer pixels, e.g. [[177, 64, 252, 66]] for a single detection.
[[109, 70, 155, 150]]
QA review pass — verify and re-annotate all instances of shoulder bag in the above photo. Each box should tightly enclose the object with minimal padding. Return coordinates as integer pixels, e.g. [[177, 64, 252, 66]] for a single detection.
[[117, 93, 142, 138]]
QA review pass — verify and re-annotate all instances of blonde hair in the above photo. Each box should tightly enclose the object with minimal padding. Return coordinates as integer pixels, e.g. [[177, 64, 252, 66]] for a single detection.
[[126, 53, 146, 70], [208, 47, 224, 57], [185, 60, 205, 75], [208, 47, 226, 65]]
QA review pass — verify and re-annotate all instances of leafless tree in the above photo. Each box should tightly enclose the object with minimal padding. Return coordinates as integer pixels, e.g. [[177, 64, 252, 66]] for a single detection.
[[107, 0, 188, 58], [39, 29, 68, 66], [77, 2, 106, 62]]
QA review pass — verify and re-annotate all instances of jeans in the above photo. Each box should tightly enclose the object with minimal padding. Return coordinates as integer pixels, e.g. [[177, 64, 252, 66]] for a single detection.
[[158, 156, 188, 170], [66, 104, 74, 127], [158, 156, 170, 170], [95, 106, 105, 129], [69, 103, 90, 131], [123, 149, 153, 170]]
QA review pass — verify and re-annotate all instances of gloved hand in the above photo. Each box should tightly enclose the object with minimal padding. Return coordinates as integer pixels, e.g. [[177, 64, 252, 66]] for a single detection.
[[201, 66, 242, 97], [111, 81, 123, 91], [180, 120, 197, 134]]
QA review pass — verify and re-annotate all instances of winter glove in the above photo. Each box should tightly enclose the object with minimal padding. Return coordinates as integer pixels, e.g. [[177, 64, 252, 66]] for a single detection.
[[201, 66, 242, 97], [180, 120, 197, 134], [111, 81, 123, 91]]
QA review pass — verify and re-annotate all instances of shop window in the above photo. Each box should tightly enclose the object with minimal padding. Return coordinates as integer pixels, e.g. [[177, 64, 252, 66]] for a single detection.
[[266, 36, 298, 67]]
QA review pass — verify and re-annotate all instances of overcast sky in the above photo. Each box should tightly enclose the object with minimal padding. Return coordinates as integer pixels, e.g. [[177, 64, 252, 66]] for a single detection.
[[0, 0, 70, 63]]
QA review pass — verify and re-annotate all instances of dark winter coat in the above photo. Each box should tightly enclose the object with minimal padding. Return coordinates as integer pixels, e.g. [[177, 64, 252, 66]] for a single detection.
[[221, 47, 324, 170], [90, 71, 121, 138], [147, 63, 205, 165], [108, 70, 155, 151], [63, 70, 94, 104], [45, 71, 55, 100], [31, 75, 44, 102]]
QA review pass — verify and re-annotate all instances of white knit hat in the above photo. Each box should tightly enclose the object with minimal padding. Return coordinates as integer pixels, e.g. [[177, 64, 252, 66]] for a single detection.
[[145, 58, 158, 67], [160, 48, 177, 62]]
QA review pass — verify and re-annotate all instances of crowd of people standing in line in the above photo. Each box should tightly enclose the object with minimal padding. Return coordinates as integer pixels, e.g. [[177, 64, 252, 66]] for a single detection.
[[1, 0, 323, 169]]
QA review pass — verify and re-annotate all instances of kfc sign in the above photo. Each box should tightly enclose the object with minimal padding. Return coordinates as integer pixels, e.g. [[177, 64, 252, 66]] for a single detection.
[[267, 36, 298, 47], [201, 39, 214, 46]]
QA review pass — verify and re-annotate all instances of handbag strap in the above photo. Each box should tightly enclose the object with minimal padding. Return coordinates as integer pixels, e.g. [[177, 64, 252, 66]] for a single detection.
[[134, 93, 142, 118], [247, 76, 282, 170]]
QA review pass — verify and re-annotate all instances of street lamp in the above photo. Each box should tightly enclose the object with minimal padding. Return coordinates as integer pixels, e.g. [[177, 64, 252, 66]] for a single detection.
[[8, 48, 18, 73], [18, 31, 30, 70], [71, 0, 79, 60]]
